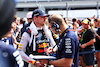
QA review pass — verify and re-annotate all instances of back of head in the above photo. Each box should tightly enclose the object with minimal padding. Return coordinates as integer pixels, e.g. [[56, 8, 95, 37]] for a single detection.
[[50, 14, 65, 25], [72, 18, 77, 23], [0, 0, 15, 38], [20, 18, 26, 24]]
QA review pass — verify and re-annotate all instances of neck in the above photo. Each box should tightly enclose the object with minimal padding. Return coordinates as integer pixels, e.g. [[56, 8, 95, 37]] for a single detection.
[[60, 24, 68, 33]]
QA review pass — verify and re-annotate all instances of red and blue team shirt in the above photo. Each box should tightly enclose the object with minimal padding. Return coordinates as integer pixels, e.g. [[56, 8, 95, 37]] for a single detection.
[[56, 28, 79, 67]]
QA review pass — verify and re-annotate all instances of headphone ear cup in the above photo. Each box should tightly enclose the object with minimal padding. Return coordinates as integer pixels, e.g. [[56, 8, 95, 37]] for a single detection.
[[51, 22, 60, 32]]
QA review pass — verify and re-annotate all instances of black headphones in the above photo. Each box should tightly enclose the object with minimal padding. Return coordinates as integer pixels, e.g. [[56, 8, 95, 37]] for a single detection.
[[48, 16, 60, 32]]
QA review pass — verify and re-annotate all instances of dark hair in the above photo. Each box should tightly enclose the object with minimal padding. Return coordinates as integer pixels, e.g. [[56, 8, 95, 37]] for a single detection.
[[12, 15, 17, 22], [72, 18, 76, 22], [0, 0, 15, 38], [94, 19, 97, 22], [87, 18, 91, 22], [20, 18, 26, 24]]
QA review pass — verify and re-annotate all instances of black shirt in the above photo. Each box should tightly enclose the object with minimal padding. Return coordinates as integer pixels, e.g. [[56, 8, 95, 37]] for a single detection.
[[81, 29, 95, 49]]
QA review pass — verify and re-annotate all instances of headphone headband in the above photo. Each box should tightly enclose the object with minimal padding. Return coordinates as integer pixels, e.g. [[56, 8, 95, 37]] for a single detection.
[[48, 16, 60, 32], [48, 16, 51, 23]]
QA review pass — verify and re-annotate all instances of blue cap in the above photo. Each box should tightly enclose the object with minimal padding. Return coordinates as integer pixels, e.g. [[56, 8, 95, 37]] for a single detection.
[[32, 9, 49, 17]]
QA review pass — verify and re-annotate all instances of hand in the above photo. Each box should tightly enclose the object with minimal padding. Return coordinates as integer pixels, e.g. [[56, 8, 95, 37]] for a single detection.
[[81, 44, 86, 49], [46, 47, 53, 55], [34, 61, 45, 67], [38, 59, 48, 65]]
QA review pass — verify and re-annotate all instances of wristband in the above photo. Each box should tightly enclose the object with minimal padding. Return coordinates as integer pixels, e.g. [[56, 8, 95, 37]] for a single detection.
[[29, 60, 35, 65], [84, 44, 87, 47]]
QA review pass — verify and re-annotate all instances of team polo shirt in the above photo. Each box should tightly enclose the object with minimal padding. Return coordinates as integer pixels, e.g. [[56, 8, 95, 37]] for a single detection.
[[1, 36, 13, 46], [0, 41, 24, 67], [56, 28, 79, 67]]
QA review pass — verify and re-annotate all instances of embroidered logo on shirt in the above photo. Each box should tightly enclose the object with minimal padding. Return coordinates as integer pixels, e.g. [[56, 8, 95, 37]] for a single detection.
[[65, 38, 72, 53]]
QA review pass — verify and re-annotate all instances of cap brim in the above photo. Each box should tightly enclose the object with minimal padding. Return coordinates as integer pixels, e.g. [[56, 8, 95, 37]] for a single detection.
[[40, 14, 49, 17], [82, 22, 88, 24]]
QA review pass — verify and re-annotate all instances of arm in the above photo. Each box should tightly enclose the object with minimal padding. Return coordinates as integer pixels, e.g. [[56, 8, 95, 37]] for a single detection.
[[12, 35, 20, 45], [18, 32, 44, 67], [18, 32, 35, 64], [39, 58, 73, 67], [81, 30, 96, 48], [81, 38, 95, 48], [15, 28, 21, 38], [40, 37, 76, 67], [94, 30, 100, 40], [50, 58, 73, 67]]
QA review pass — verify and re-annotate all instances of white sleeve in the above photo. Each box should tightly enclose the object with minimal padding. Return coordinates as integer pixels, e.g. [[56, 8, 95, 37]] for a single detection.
[[18, 32, 35, 63], [20, 32, 30, 51]]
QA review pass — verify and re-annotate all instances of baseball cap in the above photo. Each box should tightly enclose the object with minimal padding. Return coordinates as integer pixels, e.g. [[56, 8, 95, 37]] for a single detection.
[[26, 11, 33, 18], [32, 9, 49, 18], [81, 19, 90, 24]]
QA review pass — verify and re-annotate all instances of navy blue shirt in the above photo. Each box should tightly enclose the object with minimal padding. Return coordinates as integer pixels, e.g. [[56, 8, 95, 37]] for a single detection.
[[0, 41, 24, 67], [1, 36, 13, 46], [56, 28, 79, 67]]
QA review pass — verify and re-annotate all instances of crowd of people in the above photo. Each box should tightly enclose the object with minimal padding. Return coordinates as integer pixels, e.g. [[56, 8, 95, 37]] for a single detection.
[[0, 0, 100, 67]]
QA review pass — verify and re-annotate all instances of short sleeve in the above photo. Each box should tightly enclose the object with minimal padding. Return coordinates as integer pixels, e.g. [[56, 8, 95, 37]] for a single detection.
[[63, 38, 75, 58]]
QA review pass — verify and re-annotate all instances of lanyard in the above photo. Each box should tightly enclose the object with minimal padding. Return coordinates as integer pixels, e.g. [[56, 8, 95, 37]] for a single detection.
[[80, 29, 88, 42]]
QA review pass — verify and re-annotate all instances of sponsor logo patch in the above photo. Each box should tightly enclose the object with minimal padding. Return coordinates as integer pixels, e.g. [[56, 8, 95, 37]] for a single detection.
[[65, 38, 72, 53]]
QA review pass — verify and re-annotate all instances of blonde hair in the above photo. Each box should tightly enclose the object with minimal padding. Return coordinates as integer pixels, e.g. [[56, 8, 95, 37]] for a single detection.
[[90, 22, 95, 31]]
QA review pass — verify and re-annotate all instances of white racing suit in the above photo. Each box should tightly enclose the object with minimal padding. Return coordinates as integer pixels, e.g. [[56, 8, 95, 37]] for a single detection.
[[18, 22, 56, 67]]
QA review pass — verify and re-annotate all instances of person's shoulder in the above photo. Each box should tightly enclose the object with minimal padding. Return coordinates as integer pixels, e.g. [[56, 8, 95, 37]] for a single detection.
[[0, 41, 24, 67], [65, 29, 78, 41], [88, 29, 94, 33], [25, 23, 30, 28], [0, 41, 16, 52], [67, 29, 76, 36], [25, 28, 31, 36]]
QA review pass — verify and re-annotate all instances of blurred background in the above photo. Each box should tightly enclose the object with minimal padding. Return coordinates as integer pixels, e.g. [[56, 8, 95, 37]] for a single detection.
[[16, 0, 100, 19]]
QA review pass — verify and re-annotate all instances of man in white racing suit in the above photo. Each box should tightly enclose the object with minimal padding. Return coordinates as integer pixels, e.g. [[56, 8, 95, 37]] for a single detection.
[[18, 9, 56, 67]]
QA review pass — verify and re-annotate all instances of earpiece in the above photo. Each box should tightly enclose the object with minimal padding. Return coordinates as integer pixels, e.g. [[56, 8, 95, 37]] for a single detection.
[[48, 16, 60, 32], [51, 22, 60, 32]]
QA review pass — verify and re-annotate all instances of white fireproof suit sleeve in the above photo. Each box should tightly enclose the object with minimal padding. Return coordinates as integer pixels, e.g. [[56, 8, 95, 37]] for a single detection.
[[18, 32, 35, 63]]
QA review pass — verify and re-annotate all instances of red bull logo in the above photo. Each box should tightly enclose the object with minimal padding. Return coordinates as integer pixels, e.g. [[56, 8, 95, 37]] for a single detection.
[[38, 42, 49, 48], [38, 48, 47, 53]]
